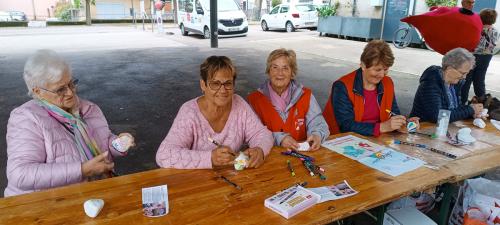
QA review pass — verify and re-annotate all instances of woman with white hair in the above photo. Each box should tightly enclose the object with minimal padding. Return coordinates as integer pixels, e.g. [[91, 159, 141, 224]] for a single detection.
[[410, 48, 486, 122], [5, 50, 135, 197]]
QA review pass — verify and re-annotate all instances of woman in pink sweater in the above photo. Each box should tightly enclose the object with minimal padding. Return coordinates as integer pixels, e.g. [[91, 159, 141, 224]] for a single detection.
[[5, 50, 135, 197], [156, 56, 273, 169]]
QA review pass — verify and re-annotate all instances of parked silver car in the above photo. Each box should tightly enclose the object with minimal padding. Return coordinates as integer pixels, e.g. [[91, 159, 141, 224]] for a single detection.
[[9, 11, 27, 21]]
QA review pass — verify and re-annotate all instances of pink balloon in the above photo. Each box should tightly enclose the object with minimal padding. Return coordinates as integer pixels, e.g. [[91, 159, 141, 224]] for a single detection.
[[155, 1, 164, 10]]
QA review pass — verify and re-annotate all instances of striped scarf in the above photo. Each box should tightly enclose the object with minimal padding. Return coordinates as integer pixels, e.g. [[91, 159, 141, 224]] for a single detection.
[[37, 98, 102, 161]]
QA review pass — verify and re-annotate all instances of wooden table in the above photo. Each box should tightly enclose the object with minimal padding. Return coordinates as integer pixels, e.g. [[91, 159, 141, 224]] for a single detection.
[[0, 122, 498, 225]]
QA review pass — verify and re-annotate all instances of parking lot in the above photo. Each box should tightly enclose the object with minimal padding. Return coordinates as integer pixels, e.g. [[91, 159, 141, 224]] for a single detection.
[[0, 23, 499, 198]]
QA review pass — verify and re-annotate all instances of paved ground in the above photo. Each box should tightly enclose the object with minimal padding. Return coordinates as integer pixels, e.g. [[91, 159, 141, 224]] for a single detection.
[[0, 23, 498, 217]]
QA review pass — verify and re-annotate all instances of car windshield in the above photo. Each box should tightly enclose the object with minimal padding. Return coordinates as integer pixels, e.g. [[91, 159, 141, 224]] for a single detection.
[[10, 12, 23, 15], [200, 0, 240, 11], [295, 4, 315, 12]]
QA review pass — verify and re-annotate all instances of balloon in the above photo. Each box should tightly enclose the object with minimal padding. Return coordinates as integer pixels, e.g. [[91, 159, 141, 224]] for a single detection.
[[401, 7, 482, 55], [155, 1, 164, 10]]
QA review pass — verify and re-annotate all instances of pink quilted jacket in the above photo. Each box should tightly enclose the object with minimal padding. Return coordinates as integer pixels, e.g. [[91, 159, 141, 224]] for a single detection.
[[5, 99, 122, 197]]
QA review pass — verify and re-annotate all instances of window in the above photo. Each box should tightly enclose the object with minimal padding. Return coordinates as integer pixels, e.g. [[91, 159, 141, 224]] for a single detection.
[[195, 0, 203, 13], [186, 1, 193, 12], [270, 6, 279, 14], [178, 0, 187, 12], [280, 6, 289, 13], [295, 4, 315, 12]]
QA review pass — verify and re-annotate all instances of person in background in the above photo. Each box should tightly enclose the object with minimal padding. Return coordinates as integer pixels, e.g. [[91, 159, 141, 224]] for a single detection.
[[323, 40, 418, 137], [462, 8, 499, 103], [411, 48, 486, 122], [156, 56, 273, 169], [460, 0, 475, 14], [5, 50, 135, 197], [248, 48, 329, 151]]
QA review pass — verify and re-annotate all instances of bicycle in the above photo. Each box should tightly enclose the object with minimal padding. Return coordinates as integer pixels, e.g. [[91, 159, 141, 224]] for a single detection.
[[392, 23, 433, 51]]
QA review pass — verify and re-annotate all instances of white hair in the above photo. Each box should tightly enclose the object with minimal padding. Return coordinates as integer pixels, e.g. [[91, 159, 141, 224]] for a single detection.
[[442, 48, 476, 71], [23, 49, 71, 97]]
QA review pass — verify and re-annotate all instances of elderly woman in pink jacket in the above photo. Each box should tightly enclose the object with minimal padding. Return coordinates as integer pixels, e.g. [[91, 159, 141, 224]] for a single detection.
[[156, 56, 273, 169], [5, 50, 135, 197]]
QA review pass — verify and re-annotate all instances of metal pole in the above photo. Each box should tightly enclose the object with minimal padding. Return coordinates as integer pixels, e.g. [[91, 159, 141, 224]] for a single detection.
[[210, 0, 218, 48], [151, 0, 154, 32], [132, 0, 136, 26], [379, 0, 388, 40], [32, 0, 37, 20]]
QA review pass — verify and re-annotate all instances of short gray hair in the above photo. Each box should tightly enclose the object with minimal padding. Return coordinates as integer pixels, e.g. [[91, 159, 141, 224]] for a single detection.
[[442, 48, 475, 71], [23, 49, 71, 97]]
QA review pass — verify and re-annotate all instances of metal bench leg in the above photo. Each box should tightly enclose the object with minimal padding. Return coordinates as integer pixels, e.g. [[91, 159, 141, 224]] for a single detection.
[[438, 183, 453, 225], [376, 204, 387, 225]]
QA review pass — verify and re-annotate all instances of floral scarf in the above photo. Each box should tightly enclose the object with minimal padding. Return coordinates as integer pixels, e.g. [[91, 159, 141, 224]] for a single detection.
[[37, 98, 102, 161]]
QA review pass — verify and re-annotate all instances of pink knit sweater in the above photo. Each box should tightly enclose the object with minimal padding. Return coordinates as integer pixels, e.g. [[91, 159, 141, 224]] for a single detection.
[[156, 95, 274, 169]]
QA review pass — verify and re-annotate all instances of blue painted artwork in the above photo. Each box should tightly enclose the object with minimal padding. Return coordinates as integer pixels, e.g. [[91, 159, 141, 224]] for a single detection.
[[342, 146, 366, 158], [322, 135, 425, 177]]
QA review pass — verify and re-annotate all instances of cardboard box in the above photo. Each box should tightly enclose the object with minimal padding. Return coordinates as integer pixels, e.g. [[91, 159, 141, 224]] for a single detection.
[[383, 208, 437, 225]]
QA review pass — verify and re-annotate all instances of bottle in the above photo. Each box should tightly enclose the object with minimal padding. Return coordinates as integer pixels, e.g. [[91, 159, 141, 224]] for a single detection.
[[436, 109, 451, 137]]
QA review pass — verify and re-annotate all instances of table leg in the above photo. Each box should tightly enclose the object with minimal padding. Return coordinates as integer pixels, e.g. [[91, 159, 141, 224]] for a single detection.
[[438, 183, 453, 225], [376, 204, 387, 225]]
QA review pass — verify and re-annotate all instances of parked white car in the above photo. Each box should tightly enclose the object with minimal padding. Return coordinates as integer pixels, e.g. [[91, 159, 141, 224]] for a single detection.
[[0, 11, 11, 22], [260, 4, 318, 32]]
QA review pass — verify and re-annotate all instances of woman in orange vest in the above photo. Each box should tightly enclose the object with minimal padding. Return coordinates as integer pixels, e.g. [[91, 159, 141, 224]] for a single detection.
[[248, 49, 329, 151], [323, 40, 419, 136]]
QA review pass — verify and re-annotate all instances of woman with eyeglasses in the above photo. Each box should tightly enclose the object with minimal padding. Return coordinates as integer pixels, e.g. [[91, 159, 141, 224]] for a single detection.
[[156, 56, 273, 169], [410, 48, 486, 122], [247, 48, 329, 151], [5, 50, 135, 197]]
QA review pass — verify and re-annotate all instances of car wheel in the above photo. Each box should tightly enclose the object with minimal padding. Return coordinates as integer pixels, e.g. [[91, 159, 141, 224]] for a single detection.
[[180, 24, 188, 36], [286, 21, 294, 32], [203, 26, 210, 39], [261, 20, 269, 31]]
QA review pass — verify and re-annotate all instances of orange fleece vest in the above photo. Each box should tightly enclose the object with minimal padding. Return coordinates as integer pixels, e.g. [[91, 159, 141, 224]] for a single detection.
[[323, 71, 394, 134], [248, 88, 311, 141]]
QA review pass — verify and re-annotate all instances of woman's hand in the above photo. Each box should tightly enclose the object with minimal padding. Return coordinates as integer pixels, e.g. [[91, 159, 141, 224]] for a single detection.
[[81, 151, 114, 177], [211, 146, 236, 167], [471, 104, 486, 119], [380, 115, 407, 133], [281, 135, 299, 150], [243, 147, 265, 168], [406, 117, 420, 131], [306, 134, 321, 151]]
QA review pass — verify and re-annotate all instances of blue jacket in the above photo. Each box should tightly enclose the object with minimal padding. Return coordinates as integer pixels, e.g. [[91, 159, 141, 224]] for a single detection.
[[410, 66, 474, 123], [331, 68, 400, 136]]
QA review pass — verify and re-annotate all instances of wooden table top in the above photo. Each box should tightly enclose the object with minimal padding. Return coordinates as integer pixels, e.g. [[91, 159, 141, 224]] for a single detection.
[[0, 122, 498, 225]]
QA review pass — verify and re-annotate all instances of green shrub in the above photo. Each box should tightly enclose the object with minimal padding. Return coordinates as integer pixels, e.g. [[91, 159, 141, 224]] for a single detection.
[[317, 1, 340, 18], [54, 1, 72, 21], [272, 0, 281, 8], [425, 0, 457, 7]]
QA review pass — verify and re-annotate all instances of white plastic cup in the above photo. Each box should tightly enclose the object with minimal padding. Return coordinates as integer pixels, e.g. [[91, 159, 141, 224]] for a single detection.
[[436, 109, 451, 137]]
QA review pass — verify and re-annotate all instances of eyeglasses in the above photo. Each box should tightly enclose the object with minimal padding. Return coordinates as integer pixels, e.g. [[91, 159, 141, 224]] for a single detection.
[[207, 80, 234, 91], [451, 67, 469, 78], [39, 79, 79, 96]]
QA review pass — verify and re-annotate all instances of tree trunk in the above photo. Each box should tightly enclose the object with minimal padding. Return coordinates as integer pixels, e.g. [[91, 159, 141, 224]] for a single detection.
[[86, 0, 92, 25], [255, 0, 262, 20]]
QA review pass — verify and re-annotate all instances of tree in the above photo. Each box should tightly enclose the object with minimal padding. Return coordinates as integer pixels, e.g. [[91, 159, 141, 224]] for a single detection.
[[425, 0, 457, 7], [271, 0, 279, 8], [85, 0, 96, 25]]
